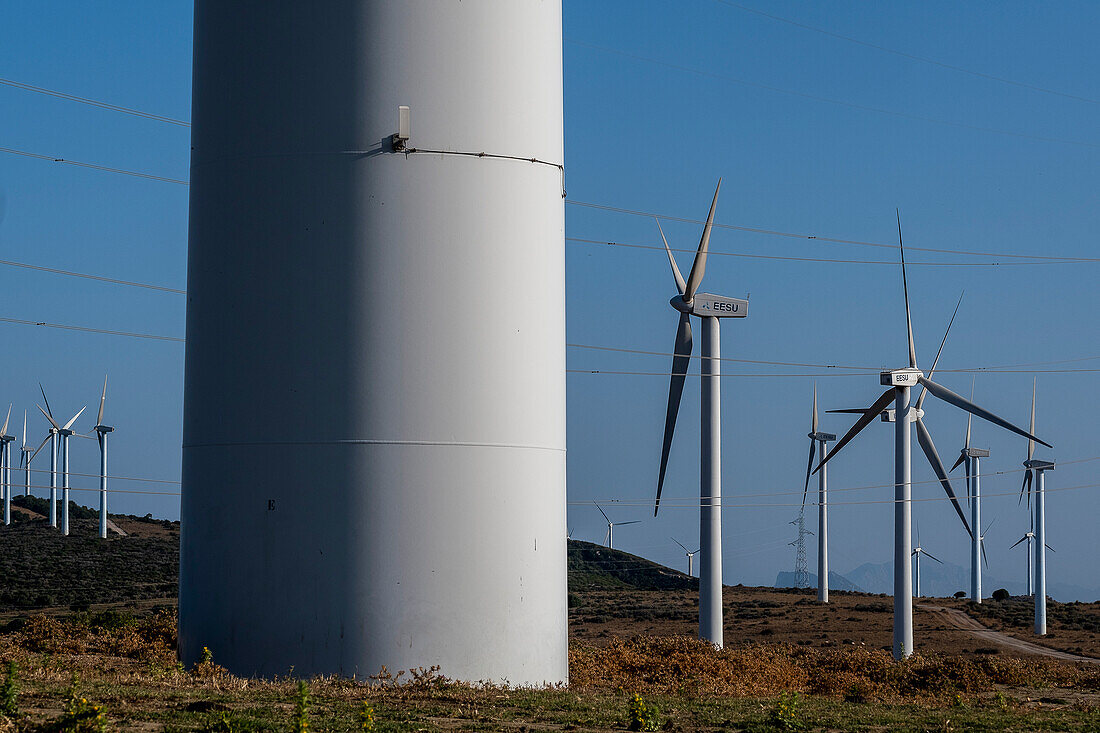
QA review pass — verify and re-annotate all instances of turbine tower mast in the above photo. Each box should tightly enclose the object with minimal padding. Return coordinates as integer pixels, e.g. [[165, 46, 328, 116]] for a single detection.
[[92, 376, 113, 540], [952, 397, 990, 604], [652, 183, 749, 649], [182, 2, 567, 682]]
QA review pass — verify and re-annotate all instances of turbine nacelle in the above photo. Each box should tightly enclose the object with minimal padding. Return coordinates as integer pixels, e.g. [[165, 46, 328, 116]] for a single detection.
[[807, 430, 836, 442], [881, 368, 923, 387]]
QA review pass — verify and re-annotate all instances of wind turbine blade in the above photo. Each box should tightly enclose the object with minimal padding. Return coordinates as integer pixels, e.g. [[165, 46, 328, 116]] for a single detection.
[[915, 291, 963, 411], [916, 518, 920, 546], [29, 434, 50, 462], [593, 502, 611, 524], [36, 404, 60, 431], [923, 550, 945, 565], [655, 312, 693, 516], [683, 179, 721, 300], [950, 452, 966, 473], [656, 219, 686, 296], [802, 439, 816, 507], [0, 404, 10, 436], [604, 527, 610, 545], [915, 418, 972, 538], [983, 516, 997, 536], [1028, 378, 1037, 461], [964, 377, 974, 450], [672, 537, 690, 553], [96, 373, 107, 426], [812, 383, 819, 433], [980, 540, 989, 569], [1045, 543, 1056, 553], [1009, 535, 1028, 550], [63, 406, 87, 430], [826, 408, 879, 414], [919, 377, 1051, 448], [897, 210, 917, 370], [21, 410, 27, 449], [618, 520, 642, 526], [1019, 470, 1032, 506], [692, 548, 700, 554], [813, 388, 895, 475], [39, 383, 53, 418]]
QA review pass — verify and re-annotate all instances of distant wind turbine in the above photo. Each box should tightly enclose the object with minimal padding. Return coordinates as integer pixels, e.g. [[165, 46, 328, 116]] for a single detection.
[[814, 213, 1048, 659], [672, 537, 700, 577], [950, 379, 990, 603], [652, 180, 749, 648], [593, 503, 639, 550], [18, 410, 33, 499], [31, 384, 60, 528], [37, 402, 85, 536], [1019, 378, 1055, 636], [0, 405, 14, 525], [802, 384, 835, 603], [911, 524, 943, 598], [91, 375, 114, 539]]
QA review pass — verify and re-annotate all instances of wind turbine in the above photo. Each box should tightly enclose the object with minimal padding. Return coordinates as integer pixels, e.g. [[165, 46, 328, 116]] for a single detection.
[[1010, 520, 1053, 596], [672, 537, 700, 577], [593, 503, 639, 550], [814, 212, 1049, 659], [653, 180, 749, 648], [91, 375, 113, 539], [18, 410, 33, 500], [36, 402, 85, 536], [1019, 378, 1055, 636], [802, 384, 835, 602], [0, 405, 14, 525], [950, 381, 990, 603], [911, 524, 943, 598], [31, 385, 60, 528]]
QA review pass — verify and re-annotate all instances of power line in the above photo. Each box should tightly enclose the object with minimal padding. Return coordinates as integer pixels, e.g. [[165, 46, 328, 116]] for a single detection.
[[568, 236, 1084, 268], [567, 201, 1100, 262], [0, 77, 191, 126], [565, 39, 1100, 150], [21, 466, 181, 485], [0, 257, 185, 294], [0, 147, 189, 185], [711, 1, 1100, 106], [0, 317, 185, 342]]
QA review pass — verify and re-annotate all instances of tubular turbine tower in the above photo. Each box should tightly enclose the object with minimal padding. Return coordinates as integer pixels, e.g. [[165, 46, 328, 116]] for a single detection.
[[181, 2, 567, 682]]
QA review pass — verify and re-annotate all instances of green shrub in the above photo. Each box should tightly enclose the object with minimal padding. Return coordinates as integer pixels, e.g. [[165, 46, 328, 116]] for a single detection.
[[293, 680, 310, 732], [357, 702, 375, 731], [769, 691, 802, 730], [57, 672, 109, 732], [0, 660, 18, 717]]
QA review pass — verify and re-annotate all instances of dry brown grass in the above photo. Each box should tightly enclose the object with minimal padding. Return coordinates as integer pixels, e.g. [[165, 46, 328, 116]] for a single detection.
[[569, 634, 1100, 702]]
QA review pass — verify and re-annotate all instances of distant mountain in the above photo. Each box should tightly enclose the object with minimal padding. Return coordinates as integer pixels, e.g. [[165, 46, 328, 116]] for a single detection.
[[843, 560, 1099, 602], [774, 570, 863, 593], [568, 540, 697, 591]]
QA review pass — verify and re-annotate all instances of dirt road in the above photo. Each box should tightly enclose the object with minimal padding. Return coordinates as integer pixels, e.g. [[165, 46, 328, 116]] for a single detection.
[[918, 603, 1100, 664]]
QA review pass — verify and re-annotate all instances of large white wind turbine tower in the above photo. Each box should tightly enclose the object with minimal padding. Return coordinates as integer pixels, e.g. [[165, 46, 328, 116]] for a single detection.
[[87, 376, 114, 540], [181, 2, 566, 682], [1019, 379, 1055, 635], [652, 181, 749, 649], [950, 386, 990, 603], [593, 503, 639, 550], [36, 404, 84, 536], [801, 385, 834, 602], [0, 406, 14, 526], [815, 213, 1048, 659]]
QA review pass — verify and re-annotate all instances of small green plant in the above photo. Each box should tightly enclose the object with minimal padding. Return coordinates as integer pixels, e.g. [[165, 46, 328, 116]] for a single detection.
[[951, 692, 965, 708], [57, 672, 109, 732], [769, 691, 803, 731], [293, 680, 310, 732], [0, 660, 19, 718], [200, 646, 213, 664], [994, 691, 1010, 711], [357, 702, 375, 731], [627, 693, 660, 731]]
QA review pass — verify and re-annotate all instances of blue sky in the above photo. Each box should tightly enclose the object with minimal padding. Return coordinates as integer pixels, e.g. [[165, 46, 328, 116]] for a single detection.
[[1, 2, 1097, 598]]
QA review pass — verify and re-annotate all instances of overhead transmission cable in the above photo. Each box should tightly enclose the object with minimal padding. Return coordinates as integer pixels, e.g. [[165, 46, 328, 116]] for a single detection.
[[711, 1, 1100, 106], [0, 77, 190, 126], [0, 147, 188, 185]]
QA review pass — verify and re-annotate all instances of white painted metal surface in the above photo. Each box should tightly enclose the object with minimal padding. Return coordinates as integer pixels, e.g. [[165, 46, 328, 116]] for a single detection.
[[700, 316, 723, 647], [970, 455, 982, 603], [817, 443, 828, 604], [181, 1, 566, 683], [894, 386, 914, 659], [1035, 469, 1047, 636]]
